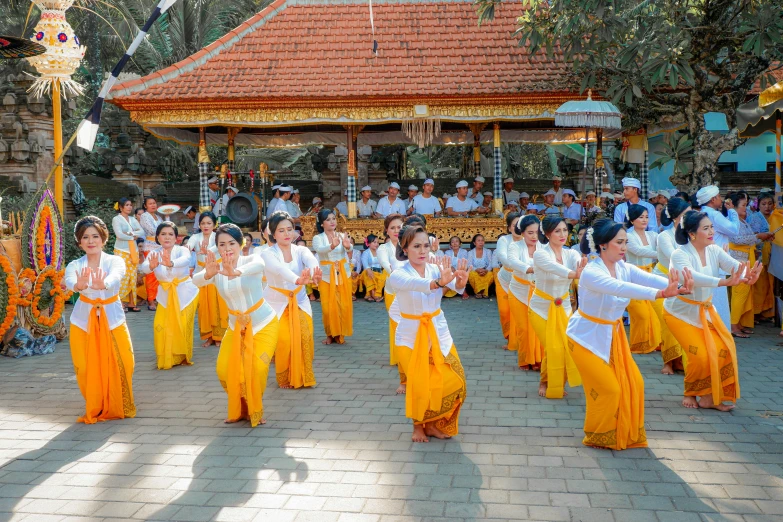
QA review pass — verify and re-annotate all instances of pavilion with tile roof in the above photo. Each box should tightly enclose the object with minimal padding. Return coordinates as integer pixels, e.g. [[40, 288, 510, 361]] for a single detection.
[[108, 0, 606, 222]]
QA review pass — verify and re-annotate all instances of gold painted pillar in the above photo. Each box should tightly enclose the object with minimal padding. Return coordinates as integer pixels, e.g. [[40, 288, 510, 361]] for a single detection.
[[346, 126, 359, 218]]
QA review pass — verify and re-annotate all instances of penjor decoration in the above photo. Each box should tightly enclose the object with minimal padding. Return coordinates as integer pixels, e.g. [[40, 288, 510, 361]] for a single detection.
[[26, 0, 86, 99]]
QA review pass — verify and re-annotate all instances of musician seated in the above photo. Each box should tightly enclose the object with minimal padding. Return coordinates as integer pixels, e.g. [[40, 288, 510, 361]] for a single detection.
[[561, 189, 583, 225], [445, 181, 479, 217], [540, 190, 561, 216], [476, 192, 494, 215]]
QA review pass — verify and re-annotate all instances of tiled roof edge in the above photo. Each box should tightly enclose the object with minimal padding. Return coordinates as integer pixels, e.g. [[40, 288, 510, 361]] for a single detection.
[[109, 0, 290, 99]]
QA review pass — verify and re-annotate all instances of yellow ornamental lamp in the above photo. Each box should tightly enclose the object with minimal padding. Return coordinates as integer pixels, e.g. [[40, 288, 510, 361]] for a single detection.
[[27, 0, 86, 99]]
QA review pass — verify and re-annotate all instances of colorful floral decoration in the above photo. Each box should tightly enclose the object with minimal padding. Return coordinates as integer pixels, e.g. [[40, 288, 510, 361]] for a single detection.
[[17, 268, 37, 308], [31, 266, 66, 329], [0, 253, 20, 339], [22, 187, 64, 275], [26, 0, 85, 98]]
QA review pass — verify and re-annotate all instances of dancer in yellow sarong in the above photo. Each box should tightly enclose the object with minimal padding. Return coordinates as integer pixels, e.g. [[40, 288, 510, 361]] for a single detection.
[[64, 216, 136, 424], [625, 204, 663, 355], [111, 197, 144, 312], [493, 212, 522, 349], [529, 217, 586, 399], [139, 222, 198, 370], [261, 211, 323, 389], [567, 219, 693, 449], [361, 234, 388, 302], [748, 192, 775, 323], [727, 192, 769, 337], [507, 215, 543, 370], [387, 225, 468, 443], [466, 234, 494, 298], [138, 197, 164, 310], [654, 197, 690, 374], [187, 212, 228, 347], [192, 224, 279, 427], [313, 209, 354, 344], [664, 210, 761, 411], [378, 214, 407, 393]]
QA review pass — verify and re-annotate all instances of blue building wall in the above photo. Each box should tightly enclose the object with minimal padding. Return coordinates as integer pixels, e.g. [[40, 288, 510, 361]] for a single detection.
[[648, 112, 780, 191]]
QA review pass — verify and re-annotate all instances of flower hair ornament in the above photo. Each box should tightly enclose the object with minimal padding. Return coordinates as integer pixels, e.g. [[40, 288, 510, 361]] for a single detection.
[[113, 202, 119, 211], [664, 206, 670, 219], [586, 227, 596, 253], [625, 206, 630, 220], [364, 238, 370, 248]]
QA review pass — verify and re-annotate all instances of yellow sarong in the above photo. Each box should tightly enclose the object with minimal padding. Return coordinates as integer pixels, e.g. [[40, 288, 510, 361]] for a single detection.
[[530, 289, 581, 399], [271, 286, 316, 389], [385, 289, 405, 384], [494, 268, 511, 340], [362, 268, 388, 295], [396, 310, 466, 434], [627, 263, 662, 354], [114, 249, 137, 305], [220, 299, 278, 427], [467, 270, 494, 295], [729, 244, 755, 329], [154, 277, 193, 370], [197, 283, 228, 342], [664, 298, 740, 405], [651, 298, 684, 365], [510, 276, 541, 367], [753, 242, 774, 317], [569, 311, 647, 450], [320, 259, 354, 342], [70, 295, 136, 424]]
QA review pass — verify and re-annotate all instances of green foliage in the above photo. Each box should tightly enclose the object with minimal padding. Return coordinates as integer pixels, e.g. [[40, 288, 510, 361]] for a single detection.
[[475, 0, 783, 188], [649, 132, 694, 177]]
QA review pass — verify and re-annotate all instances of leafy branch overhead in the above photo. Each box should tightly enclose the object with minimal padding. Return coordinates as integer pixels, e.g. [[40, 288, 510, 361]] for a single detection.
[[476, 0, 783, 190]]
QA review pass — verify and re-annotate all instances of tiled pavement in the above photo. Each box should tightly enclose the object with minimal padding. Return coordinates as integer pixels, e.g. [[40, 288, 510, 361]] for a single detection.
[[0, 298, 781, 522]]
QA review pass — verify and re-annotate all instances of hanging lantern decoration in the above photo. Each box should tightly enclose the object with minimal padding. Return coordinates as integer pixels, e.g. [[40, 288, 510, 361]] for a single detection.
[[402, 105, 441, 148], [26, 0, 86, 99]]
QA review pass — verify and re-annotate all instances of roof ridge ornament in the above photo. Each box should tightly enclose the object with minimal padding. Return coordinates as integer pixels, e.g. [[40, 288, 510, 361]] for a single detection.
[[402, 105, 441, 148]]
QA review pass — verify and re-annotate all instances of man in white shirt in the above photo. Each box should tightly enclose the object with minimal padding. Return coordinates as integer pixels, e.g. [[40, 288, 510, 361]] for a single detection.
[[517, 192, 530, 211], [376, 182, 407, 217], [357, 185, 378, 218], [561, 188, 583, 224], [207, 176, 220, 209], [501, 178, 520, 209], [269, 184, 292, 216], [446, 180, 479, 217], [286, 189, 302, 224], [267, 185, 281, 218], [213, 185, 237, 217], [412, 178, 443, 216], [613, 177, 657, 231], [476, 191, 493, 214], [697, 185, 740, 329], [468, 176, 485, 204], [335, 189, 349, 216], [541, 189, 561, 216], [552, 176, 565, 205], [406, 185, 418, 211], [584, 191, 602, 213]]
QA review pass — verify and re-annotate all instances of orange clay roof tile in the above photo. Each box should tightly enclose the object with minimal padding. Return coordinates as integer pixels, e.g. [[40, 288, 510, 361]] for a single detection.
[[110, 0, 571, 105]]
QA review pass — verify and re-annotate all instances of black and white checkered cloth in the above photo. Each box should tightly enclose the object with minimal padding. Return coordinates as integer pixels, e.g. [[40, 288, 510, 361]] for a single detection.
[[347, 176, 356, 205], [76, 0, 179, 151], [640, 149, 649, 199], [493, 146, 502, 200], [199, 162, 211, 209]]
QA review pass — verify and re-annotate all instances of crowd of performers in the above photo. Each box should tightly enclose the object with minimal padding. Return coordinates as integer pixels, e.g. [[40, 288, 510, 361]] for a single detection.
[[64, 178, 775, 449]]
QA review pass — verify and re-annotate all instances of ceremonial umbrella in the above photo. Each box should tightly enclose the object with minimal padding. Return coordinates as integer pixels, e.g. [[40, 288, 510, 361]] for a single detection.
[[555, 90, 622, 198], [0, 35, 45, 60]]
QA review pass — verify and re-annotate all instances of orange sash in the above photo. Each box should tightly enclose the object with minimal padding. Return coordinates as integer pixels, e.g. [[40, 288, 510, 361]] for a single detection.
[[226, 298, 267, 422], [77, 294, 124, 424], [401, 309, 445, 422], [271, 286, 304, 388], [128, 239, 139, 265], [676, 295, 740, 404], [533, 288, 581, 398], [577, 311, 642, 450]]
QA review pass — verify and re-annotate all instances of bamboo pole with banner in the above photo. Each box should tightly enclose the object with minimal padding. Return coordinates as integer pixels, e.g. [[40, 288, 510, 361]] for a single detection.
[[52, 80, 64, 216]]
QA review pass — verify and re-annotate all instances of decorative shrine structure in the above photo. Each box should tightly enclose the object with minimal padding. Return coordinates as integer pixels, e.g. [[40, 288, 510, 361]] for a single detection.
[[108, 0, 610, 242]]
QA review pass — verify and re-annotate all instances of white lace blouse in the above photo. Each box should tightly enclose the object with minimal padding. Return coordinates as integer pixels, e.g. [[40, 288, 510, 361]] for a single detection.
[[653, 228, 677, 277], [111, 214, 144, 253], [260, 244, 319, 318], [387, 262, 462, 356], [64, 252, 126, 332], [313, 232, 352, 284], [139, 245, 198, 310], [506, 240, 537, 305], [529, 244, 582, 319], [626, 228, 658, 268]]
